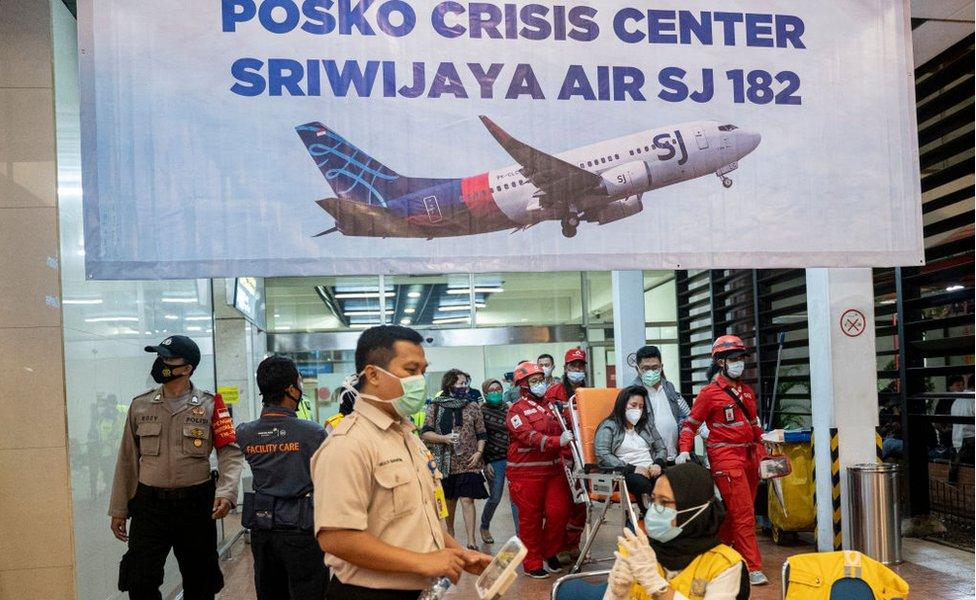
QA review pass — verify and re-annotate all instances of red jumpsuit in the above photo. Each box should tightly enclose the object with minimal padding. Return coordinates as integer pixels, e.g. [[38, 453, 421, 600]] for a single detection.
[[678, 374, 765, 572], [506, 392, 574, 572], [544, 383, 586, 554]]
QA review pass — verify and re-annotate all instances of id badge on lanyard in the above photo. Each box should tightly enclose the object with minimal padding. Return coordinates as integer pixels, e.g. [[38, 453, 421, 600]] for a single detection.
[[424, 449, 450, 519], [724, 405, 735, 423]]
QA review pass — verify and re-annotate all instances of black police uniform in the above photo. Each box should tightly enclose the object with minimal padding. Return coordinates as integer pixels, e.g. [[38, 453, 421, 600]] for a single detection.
[[236, 405, 329, 599]]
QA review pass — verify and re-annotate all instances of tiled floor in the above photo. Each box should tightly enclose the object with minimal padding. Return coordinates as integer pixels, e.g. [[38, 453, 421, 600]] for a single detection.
[[217, 490, 975, 599]]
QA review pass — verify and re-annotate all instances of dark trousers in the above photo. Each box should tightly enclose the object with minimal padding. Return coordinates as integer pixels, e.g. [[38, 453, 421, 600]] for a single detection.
[[327, 577, 421, 600], [624, 472, 658, 514], [119, 482, 223, 600], [251, 529, 329, 600]]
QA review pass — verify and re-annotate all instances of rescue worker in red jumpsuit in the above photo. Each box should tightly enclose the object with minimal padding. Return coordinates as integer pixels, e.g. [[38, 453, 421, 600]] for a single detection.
[[544, 347, 589, 564], [506, 362, 575, 579], [676, 335, 769, 587]]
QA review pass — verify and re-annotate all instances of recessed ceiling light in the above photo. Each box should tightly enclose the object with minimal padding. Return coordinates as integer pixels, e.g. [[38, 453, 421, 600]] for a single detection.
[[407, 291, 422, 298], [404, 307, 416, 314]]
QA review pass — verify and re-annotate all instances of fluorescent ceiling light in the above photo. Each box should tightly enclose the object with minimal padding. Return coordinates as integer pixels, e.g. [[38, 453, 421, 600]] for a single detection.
[[186, 326, 202, 332], [438, 304, 485, 312], [334, 292, 396, 299], [446, 287, 504, 294], [400, 318, 411, 325], [62, 298, 103, 305], [432, 316, 470, 324], [161, 297, 196, 303], [344, 310, 382, 316], [277, 326, 292, 330], [85, 317, 139, 323], [946, 285, 964, 291], [407, 291, 422, 298], [403, 307, 416, 314], [184, 316, 211, 321], [273, 313, 281, 318], [164, 315, 178, 320]]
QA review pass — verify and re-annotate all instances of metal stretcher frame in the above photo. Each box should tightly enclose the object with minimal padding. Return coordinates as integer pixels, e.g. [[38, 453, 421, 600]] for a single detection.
[[550, 569, 612, 600], [556, 391, 641, 574]]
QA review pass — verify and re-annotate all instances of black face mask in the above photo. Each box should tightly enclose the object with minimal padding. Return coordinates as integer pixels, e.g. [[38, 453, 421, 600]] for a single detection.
[[151, 357, 189, 384]]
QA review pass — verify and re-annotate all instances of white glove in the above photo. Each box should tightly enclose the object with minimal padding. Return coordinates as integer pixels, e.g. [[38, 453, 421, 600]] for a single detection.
[[559, 430, 574, 447], [675, 452, 690, 464], [618, 528, 669, 594], [603, 551, 635, 600]]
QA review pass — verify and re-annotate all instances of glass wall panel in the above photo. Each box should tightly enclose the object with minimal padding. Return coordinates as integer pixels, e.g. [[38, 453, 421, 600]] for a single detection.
[[388, 274, 472, 328], [54, 6, 218, 597], [474, 272, 582, 327]]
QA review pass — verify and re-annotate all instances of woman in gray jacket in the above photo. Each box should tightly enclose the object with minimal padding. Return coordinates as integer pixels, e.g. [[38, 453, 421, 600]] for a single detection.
[[594, 385, 667, 514]]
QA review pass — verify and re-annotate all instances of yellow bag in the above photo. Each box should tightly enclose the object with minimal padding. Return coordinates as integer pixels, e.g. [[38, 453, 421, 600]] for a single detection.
[[768, 441, 816, 532]]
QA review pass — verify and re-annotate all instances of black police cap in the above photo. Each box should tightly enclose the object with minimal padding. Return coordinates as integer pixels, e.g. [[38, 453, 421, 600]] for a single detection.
[[145, 335, 201, 368]]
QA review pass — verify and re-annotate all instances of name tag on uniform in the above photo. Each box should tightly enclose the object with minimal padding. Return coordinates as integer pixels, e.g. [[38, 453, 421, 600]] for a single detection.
[[511, 415, 523, 429], [724, 405, 735, 423], [434, 485, 449, 519]]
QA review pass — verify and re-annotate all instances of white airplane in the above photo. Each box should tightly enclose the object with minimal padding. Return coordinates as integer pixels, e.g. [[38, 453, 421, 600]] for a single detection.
[[297, 117, 761, 238]]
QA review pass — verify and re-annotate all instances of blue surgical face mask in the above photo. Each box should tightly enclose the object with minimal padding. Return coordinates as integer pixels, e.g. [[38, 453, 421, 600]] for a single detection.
[[641, 368, 662, 387], [529, 382, 548, 397], [644, 500, 711, 543], [567, 370, 585, 383]]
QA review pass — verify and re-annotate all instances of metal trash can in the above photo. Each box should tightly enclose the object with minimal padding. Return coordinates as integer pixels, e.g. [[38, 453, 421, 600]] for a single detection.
[[847, 463, 902, 564]]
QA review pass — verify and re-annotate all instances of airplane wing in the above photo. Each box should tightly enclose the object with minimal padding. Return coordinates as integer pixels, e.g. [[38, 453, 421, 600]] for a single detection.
[[479, 116, 603, 209]]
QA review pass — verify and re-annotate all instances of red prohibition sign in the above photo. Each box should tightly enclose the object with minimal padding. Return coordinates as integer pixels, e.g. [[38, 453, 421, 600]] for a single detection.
[[840, 308, 866, 337]]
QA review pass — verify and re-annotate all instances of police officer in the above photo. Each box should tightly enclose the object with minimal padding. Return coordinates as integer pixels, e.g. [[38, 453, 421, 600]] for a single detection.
[[237, 355, 329, 599], [311, 325, 493, 600], [108, 335, 244, 599]]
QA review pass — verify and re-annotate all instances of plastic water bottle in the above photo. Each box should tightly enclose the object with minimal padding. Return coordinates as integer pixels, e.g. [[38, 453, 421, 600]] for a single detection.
[[418, 577, 451, 600]]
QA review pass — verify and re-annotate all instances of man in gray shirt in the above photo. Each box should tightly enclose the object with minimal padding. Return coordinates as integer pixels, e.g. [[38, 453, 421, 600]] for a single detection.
[[237, 355, 329, 599], [109, 335, 243, 599]]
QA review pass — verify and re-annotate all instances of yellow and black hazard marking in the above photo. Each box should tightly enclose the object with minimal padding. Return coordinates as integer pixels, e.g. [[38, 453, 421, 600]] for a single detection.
[[830, 427, 842, 550], [875, 427, 883, 463]]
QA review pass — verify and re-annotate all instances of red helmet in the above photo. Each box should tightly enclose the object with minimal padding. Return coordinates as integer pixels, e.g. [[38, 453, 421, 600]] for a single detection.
[[712, 335, 747, 358], [513, 362, 544, 386], [564, 348, 587, 364]]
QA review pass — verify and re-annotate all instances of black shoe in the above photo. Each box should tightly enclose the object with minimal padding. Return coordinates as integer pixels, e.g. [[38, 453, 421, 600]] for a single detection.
[[524, 568, 550, 579], [544, 556, 565, 574]]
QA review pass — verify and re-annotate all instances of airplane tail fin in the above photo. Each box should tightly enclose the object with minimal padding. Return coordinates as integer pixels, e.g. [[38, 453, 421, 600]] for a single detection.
[[296, 122, 404, 207]]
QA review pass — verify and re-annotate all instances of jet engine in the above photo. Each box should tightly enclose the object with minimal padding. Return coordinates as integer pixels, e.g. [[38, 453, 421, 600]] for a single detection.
[[594, 195, 644, 225], [599, 161, 652, 198]]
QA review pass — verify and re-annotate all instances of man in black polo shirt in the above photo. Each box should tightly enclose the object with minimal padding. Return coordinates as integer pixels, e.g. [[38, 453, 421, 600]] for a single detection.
[[237, 356, 329, 599]]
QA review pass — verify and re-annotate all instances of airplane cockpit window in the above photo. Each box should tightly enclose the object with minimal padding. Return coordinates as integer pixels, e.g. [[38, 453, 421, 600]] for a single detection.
[[718, 124, 738, 131]]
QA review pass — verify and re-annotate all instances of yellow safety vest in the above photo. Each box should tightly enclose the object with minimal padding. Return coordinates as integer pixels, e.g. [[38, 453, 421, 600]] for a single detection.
[[621, 543, 743, 600], [296, 397, 314, 421], [784, 551, 908, 600]]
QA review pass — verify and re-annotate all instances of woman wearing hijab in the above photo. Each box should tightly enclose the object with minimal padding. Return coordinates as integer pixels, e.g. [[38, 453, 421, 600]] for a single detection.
[[420, 368, 488, 548], [603, 462, 749, 600]]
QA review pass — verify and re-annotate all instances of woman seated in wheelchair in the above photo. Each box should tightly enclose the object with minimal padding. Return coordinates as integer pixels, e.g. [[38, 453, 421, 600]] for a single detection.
[[596, 462, 749, 600], [594, 385, 668, 515]]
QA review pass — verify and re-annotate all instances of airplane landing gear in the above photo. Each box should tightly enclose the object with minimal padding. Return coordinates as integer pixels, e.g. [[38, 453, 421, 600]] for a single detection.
[[561, 214, 580, 238], [721, 176, 733, 188]]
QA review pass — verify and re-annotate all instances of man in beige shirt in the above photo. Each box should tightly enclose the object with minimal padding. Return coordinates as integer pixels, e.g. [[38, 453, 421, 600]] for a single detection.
[[108, 335, 243, 599], [312, 325, 493, 600]]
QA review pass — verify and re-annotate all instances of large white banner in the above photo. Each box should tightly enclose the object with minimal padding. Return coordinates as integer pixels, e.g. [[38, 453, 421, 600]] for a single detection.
[[79, 0, 923, 279]]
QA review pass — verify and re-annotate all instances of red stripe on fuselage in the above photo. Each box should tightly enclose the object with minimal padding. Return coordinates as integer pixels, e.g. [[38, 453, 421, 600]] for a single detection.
[[461, 173, 503, 219]]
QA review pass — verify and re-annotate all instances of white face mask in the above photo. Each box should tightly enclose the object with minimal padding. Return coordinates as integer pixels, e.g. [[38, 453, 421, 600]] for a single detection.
[[542, 366, 553, 378], [625, 408, 643, 425], [725, 361, 745, 379]]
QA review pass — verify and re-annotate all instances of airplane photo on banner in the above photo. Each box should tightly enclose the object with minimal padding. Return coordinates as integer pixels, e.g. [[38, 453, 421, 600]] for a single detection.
[[296, 117, 761, 239]]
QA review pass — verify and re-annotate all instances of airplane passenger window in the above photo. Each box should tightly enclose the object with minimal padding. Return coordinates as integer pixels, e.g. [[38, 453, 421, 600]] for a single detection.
[[718, 124, 738, 131], [587, 160, 592, 166], [601, 157, 606, 164], [636, 148, 641, 154], [614, 154, 619, 160], [629, 150, 634, 156]]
